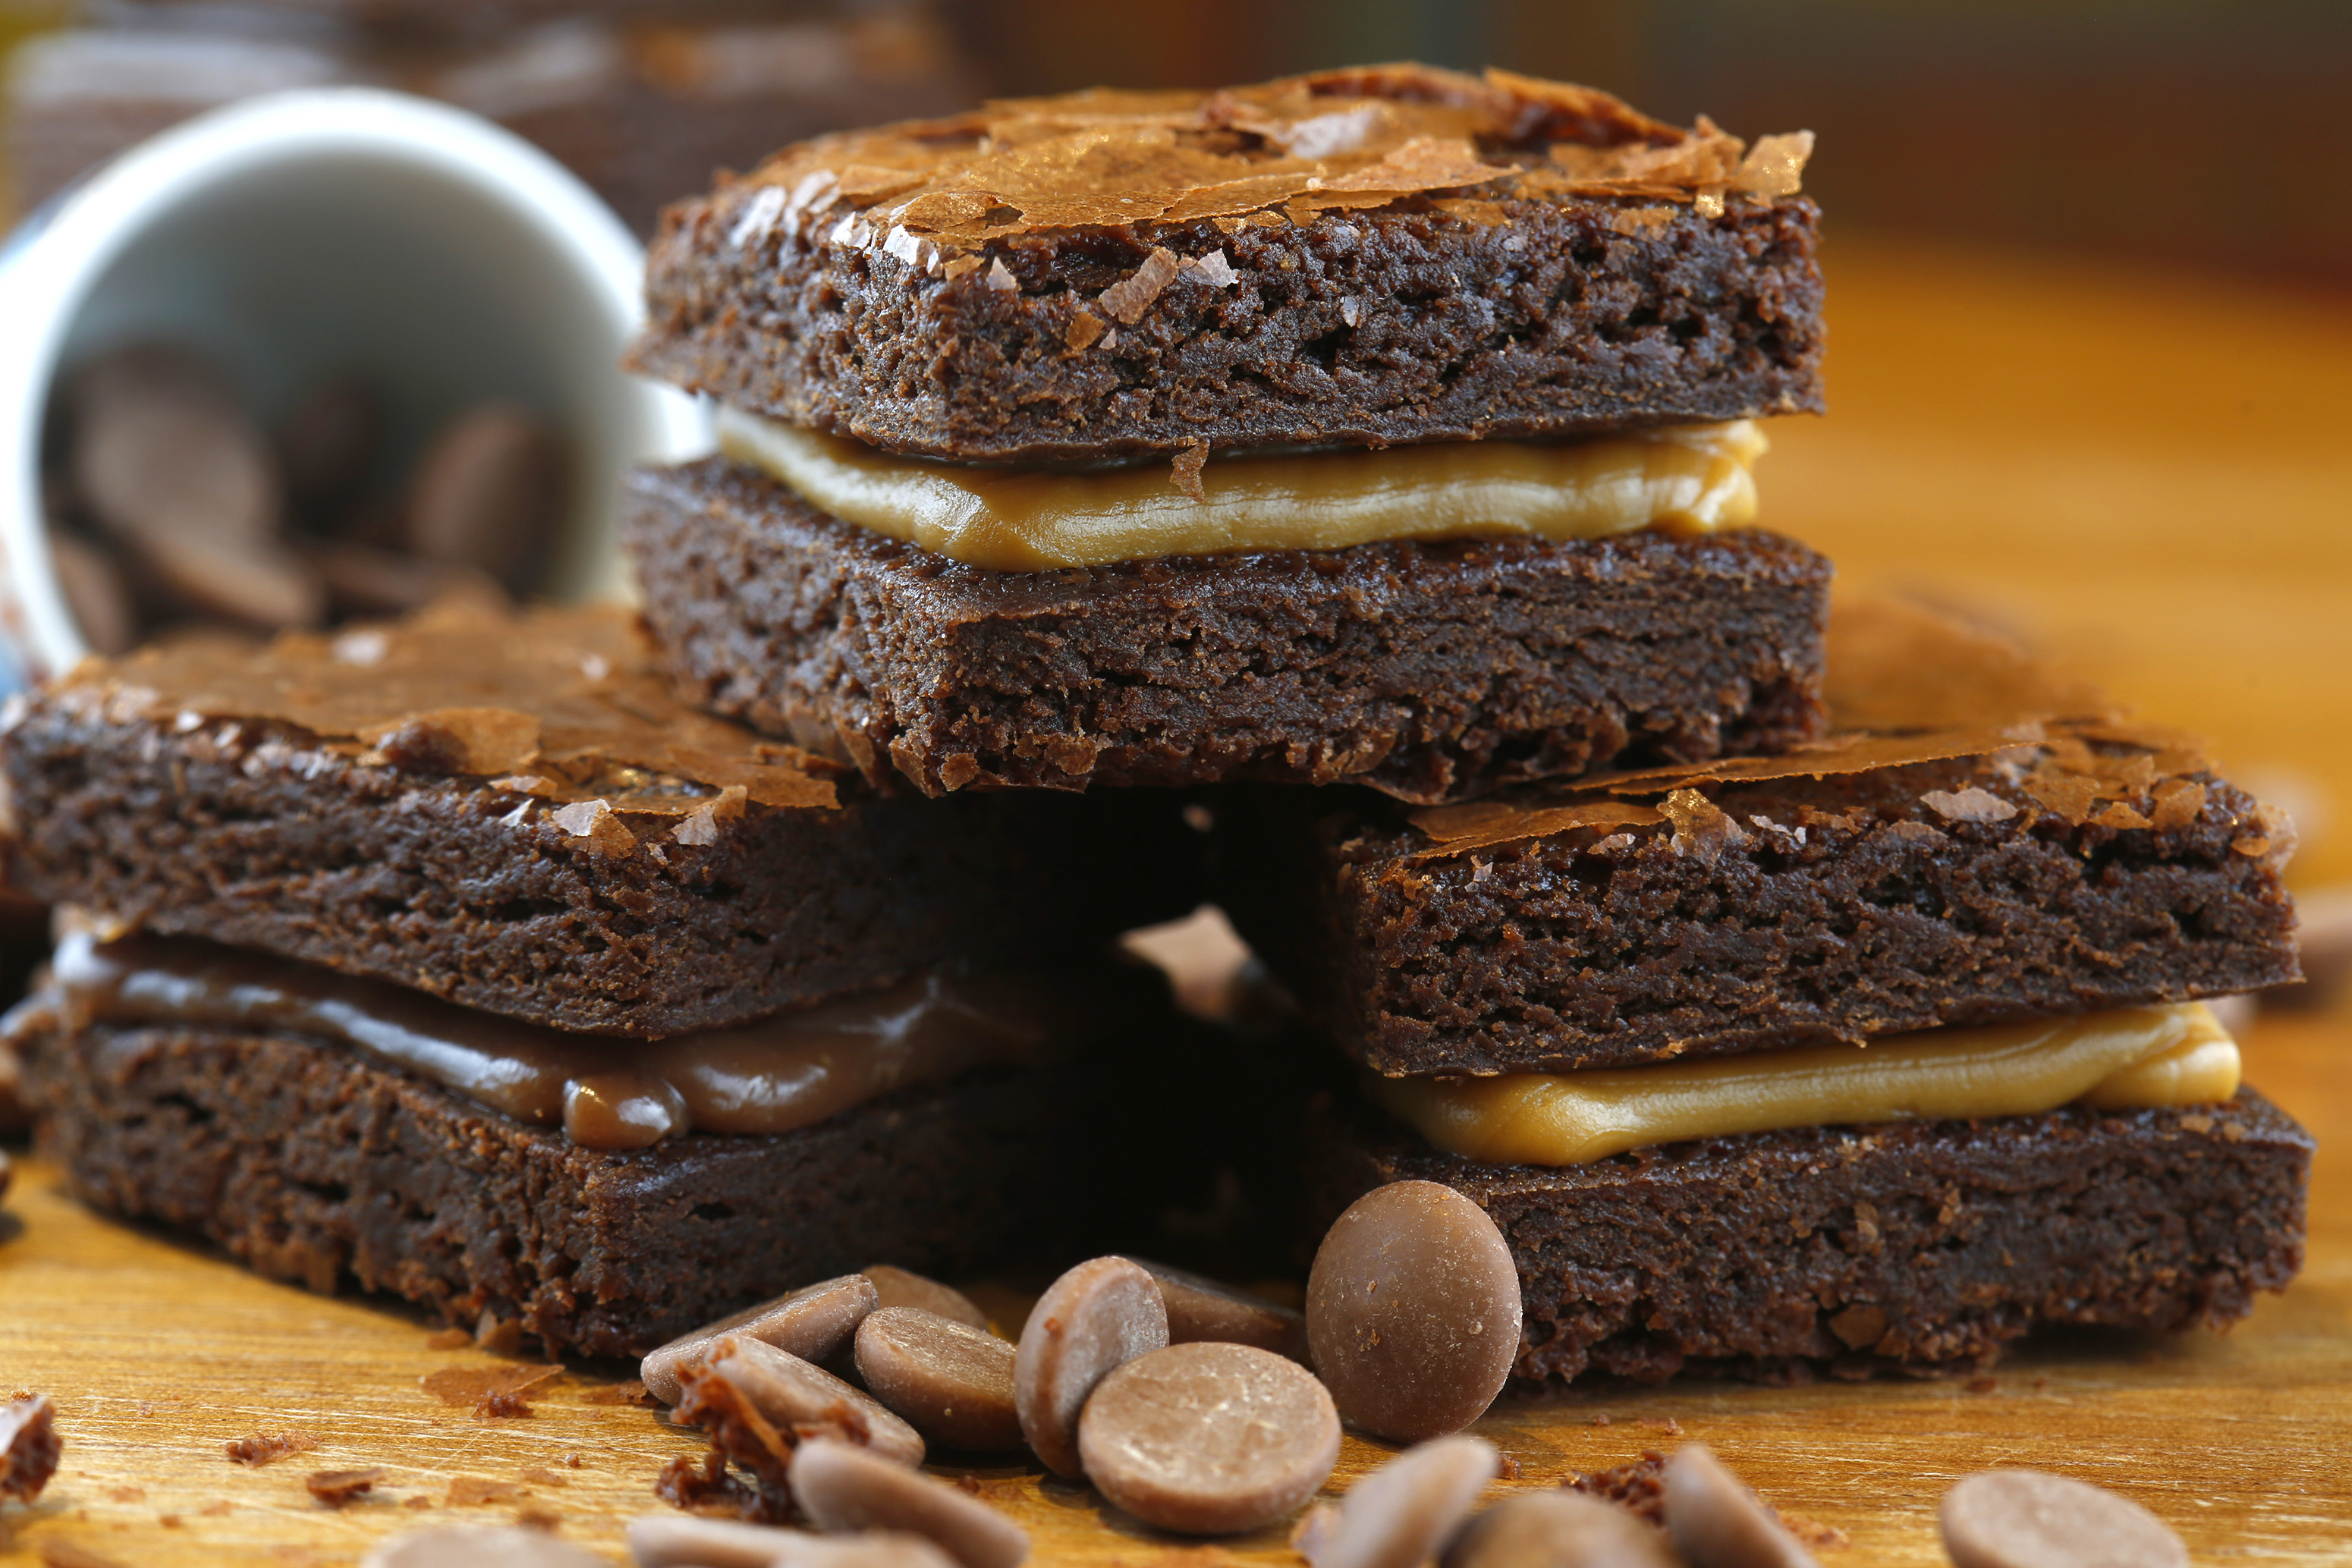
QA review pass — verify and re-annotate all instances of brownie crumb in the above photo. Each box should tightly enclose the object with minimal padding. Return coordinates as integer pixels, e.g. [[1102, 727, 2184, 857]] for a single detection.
[[36, 1541, 129, 1568], [445, 1476, 527, 1508], [306, 1468, 387, 1508], [654, 1449, 770, 1519], [424, 1328, 473, 1350], [663, 1362, 796, 1522], [473, 1391, 534, 1420], [1967, 1376, 2001, 1394], [580, 1380, 655, 1408], [2, 1394, 62, 1503], [1564, 1451, 1668, 1525], [514, 1502, 563, 1532], [223, 1430, 317, 1467], [473, 1312, 525, 1356], [420, 1366, 557, 1409]]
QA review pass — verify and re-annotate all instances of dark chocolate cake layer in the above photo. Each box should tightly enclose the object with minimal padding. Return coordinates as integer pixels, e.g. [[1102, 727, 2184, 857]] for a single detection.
[[0, 600, 1199, 1037], [17, 1019, 1096, 1359], [1216, 597, 2300, 1073], [630, 65, 1824, 464], [625, 457, 1832, 802], [1306, 1087, 2312, 1388]]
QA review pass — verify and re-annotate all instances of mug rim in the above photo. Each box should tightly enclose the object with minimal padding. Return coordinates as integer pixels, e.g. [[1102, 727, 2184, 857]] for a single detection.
[[0, 84, 705, 685]]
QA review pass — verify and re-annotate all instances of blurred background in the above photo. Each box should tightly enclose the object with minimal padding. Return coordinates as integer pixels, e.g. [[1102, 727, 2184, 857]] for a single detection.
[[3, 0, 2349, 901]]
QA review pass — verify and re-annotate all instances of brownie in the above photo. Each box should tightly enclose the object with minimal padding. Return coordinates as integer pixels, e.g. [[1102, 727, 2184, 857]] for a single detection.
[[626, 457, 1832, 801], [16, 1016, 1099, 1358], [630, 64, 1824, 464], [1215, 599, 2301, 1073], [1306, 1085, 2313, 1388], [0, 599, 1199, 1036]]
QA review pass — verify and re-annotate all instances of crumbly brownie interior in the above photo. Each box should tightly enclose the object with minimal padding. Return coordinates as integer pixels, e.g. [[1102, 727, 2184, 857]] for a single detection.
[[2, 685, 1200, 1038], [1220, 753, 2300, 1074], [1306, 1086, 2313, 1387], [17, 1020, 1096, 1358], [626, 458, 1831, 802]]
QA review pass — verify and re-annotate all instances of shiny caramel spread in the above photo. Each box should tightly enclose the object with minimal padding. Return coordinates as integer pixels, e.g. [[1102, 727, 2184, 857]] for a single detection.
[[721, 405, 1765, 571], [1376, 1004, 2239, 1166], [24, 930, 1084, 1151], [716, 64, 1813, 266], [8, 595, 835, 831]]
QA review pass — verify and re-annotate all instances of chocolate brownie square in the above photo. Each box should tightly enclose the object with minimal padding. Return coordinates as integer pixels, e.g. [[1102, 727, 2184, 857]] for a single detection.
[[1306, 1083, 2312, 1388], [624, 457, 1831, 800], [630, 64, 1824, 464], [0, 598, 1199, 1037], [1215, 598, 2301, 1074]]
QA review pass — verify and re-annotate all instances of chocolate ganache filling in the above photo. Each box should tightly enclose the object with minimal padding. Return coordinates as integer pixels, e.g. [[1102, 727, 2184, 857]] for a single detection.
[[32, 929, 1077, 1150]]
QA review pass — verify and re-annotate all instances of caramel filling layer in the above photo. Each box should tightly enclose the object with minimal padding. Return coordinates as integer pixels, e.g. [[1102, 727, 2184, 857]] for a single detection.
[[718, 405, 1765, 571], [1375, 1004, 2239, 1167], [39, 931, 1074, 1152]]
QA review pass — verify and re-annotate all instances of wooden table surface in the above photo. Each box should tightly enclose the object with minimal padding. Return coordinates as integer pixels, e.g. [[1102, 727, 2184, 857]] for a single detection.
[[5, 239, 2352, 1565]]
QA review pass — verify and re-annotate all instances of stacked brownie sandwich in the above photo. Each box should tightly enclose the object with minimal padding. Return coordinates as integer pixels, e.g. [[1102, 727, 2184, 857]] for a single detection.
[[0, 596, 1195, 1354], [1246, 596, 2311, 1384], [612, 58, 2309, 1388]]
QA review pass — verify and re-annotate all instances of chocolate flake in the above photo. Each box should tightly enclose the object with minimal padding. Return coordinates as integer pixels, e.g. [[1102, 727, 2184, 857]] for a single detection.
[[1099, 247, 1184, 324], [307, 1467, 387, 1507], [420, 1365, 559, 1409], [1921, 787, 2019, 825]]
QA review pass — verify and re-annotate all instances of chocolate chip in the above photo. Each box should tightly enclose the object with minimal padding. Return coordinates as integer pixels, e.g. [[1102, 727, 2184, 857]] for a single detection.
[[642, 1272, 880, 1405], [1940, 1469, 2187, 1568], [864, 1264, 992, 1331], [1294, 1434, 1498, 1568], [1014, 1255, 1168, 1478], [278, 374, 380, 522], [69, 344, 278, 551], [854, 1307, 1024, 1453], [46, 529, 137, 655], [312, 541, 489, 618], [697, 1337, 925, 1468], [1662, 1445, 1818, 1568], [790, 1437, 1030, 1568], [1445, 1491, 1678, 1568], [363, 1525, 605, 1566], [137, 528, 327, 630], [1077, 1341, 1338, 1535], [1305, 1181, 1521, 1442], [627, 1516, 964, 1568], [1, 1393, 61, 1503], [1126, 1256, 1309, 1362], [402, 404, 566, 589]]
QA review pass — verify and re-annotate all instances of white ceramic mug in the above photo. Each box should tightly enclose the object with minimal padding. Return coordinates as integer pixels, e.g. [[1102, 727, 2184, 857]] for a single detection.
[[0, 86, 710, 689]]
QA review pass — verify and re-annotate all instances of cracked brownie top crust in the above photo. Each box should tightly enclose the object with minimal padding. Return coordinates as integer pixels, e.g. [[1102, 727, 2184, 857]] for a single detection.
[[630, 63, 1823, 464]]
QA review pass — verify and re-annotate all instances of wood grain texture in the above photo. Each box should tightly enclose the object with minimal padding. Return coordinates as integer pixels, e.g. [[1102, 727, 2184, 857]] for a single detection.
[[5, 240, 2351, 1563]]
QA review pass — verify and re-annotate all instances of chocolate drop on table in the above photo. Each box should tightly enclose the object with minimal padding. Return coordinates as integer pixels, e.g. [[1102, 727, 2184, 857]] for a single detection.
[[1444, 1492, 1680, 1568], [1304, 1180, 1521, 1441], [402, 403, 565, 588], [855, 1306, 1025, 1452], [630, 1513, 822, 1567], [1077, 1341, 1338, 1535], [701, 1337, 926, 1467], [1294, 1434, 1498, 1568], [1014, 1255, 1168, 1478], [1126, 1255, 1310, 1362], [865, 1264, 992, 1330], [364, 1525, 605, 1567], [1940, 1470, 2188, 1568], [791, 1437, 1030, 1568], [641, 1271, 880, 1405], [1662, 1445, 1818, 1568]]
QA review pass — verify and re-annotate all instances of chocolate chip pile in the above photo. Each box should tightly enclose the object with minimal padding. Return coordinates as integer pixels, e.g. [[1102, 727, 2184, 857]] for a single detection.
[[42, 341, 565, 652]]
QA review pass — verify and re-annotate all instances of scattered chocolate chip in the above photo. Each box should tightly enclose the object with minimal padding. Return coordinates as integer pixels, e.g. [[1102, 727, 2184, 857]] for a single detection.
[[629, 1513, 821, 1566], [1126, 1256, 1310, 1362], [44, 529, 137, 655], [863, 1265, 991, 1331], [697, 1336, 926, 1467], [1305, 1181, 1521, 1442], [223, 1429, 319, 1466], [362, 1524, 605, 1567], [1445, 1491, 1679, 1568], [1014, 1255, 1169, 1478], [1940, 1469, 2187, 1568], [1, 1394, 61, 1503], [402, 404, 566, 589], [643, 1273, 881, 1406], [1294, 1435, 1499, 1568], [277, 373, 381, 521], [307, 1466, 388, 1507], [790, 1437, 1030, 1568], [854, 1307, 1024, 1453], [1662, 1445, 1817, 1568], [1077, 1341, 1338, 1535], [69, 344, 278, 550]]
